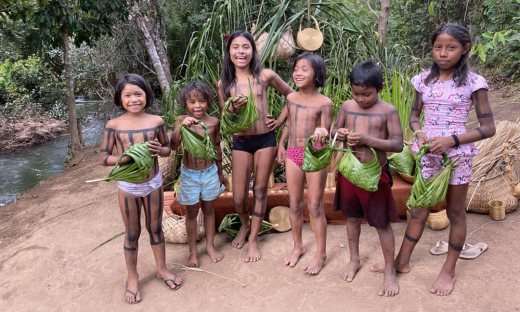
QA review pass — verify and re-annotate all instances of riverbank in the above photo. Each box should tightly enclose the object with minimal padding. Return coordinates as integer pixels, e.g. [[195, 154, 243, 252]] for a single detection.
[[1, 146, 519, 311], [0, 114, 67, 154]]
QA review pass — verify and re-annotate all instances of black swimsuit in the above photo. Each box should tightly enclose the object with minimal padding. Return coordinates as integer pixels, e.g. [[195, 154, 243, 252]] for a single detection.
[[232, 131, 277, 154]]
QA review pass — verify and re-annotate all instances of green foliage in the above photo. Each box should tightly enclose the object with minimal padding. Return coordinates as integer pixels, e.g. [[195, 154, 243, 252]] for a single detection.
[[0, 56, 67, 118]]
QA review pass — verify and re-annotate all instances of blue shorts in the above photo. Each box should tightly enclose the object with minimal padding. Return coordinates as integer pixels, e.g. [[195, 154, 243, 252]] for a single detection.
[[178, 164, 225, 206]]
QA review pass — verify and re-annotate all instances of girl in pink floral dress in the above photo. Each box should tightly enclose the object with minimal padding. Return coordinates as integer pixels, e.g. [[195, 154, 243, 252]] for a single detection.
[[371, 23, 496, 296]]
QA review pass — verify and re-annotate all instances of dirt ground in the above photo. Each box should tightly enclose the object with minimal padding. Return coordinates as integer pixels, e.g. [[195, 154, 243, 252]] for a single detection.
[[1, 86, 520, 311]]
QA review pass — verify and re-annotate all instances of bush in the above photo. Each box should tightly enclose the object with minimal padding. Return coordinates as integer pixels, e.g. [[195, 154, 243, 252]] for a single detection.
[[0, 56, 67, 119]]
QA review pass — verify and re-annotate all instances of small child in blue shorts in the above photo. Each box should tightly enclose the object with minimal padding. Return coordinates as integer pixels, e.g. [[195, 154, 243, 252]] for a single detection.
[[170, 81, 226, 267]]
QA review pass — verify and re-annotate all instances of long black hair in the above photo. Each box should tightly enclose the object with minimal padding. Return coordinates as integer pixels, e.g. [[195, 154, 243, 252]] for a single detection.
[[293, 52, 327, 88], [425, 23, 471, 88], [178, 81, 214, 109], [220, 30, 262, 99], [113, 73, 154, 110]]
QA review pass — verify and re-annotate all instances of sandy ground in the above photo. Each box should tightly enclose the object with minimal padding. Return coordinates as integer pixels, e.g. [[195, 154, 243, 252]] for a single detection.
[[1, 147, 520, 312]]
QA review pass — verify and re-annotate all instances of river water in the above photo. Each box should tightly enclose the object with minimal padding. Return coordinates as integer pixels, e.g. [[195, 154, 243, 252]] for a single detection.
[[0, 100, 108, 206]]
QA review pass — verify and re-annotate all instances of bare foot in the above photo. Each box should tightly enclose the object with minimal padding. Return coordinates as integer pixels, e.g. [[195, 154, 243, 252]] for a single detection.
[[156, 270, 183, 290], [340, 259, 363, 282], [231, 224, 249, 249], [206, 245, 224, 263], [124, 277, 141, 304], [244, 240, 261, 262], [284, 247, 305, 267], [378, 269, 399, 297], [430, 269, 455, 296], [186, 253, 199, 267], [370, 260, 410, 274], [302, 254, 327, 275]]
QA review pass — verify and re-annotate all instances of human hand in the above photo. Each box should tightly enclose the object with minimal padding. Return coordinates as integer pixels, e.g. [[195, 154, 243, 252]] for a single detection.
[[336, 128, 349, 142], [231, 96, 248, 111], [147, 139, 163, 157], [277, 147, 286, 166], [266, 114, 281, 131], [312, 126, 329, 145], [416, 133, 429, 150], [181, 117, 198, 127], [119, 155, 133, 165], [219, 173, 226, 186], [428, 136, 455, 154], [347, 132, 369, 147]]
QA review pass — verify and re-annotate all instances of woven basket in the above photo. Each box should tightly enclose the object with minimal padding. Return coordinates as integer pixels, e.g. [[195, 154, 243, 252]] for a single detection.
[[488, 200, 505, 221], [427, 209, 450, 230], [162, 210, 205, 244], [225, 174, 233, 192], [254, 25, 296, 61], [466, 173, 518, 213], [269, 206, 291, 232], [296, 15, 323, 52], [158, 151, 182, 191], [399, 172, 415, 184]]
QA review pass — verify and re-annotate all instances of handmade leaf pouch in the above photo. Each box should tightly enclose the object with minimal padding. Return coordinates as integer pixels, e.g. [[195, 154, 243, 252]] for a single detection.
[[406, 144, 459, 208], [180, 120, 217, 161], [388, 143, 414, 175], [87, 141, 154, 183], [220, 79, 259, 135], [302, 134, 333, 172], [338, 147, 382, 192]]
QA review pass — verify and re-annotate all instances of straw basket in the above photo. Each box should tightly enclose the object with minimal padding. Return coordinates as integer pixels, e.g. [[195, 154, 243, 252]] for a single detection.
[[158, 153, 181, 191], [254, 25, 296, 61], [326, 171, 336, 189], [488, 200, 506, 221], [399, 172, 415, 184], [296, 15, 323, 52], [162, 210, 205, 244], [427, 209, 450, 230], [466, 174, 518, 213], [225, 174, 233, 192], [269, 206, 291, 232], [268, 172, 275, 189]]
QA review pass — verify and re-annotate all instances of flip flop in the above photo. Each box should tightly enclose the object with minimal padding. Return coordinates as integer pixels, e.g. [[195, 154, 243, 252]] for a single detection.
[[157, 275, 182, 291], [429, 240, 449, 255], [459, 242, 488, 260], [124, 281, 141, 304]]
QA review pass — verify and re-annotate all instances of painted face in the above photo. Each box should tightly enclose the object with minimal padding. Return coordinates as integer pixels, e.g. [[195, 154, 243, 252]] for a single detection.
[[121, 83, 146, 113], [185, 91, 208, 119], [292, 58, 316, 89], [351, 84, 380, 109], [229, 35, 253, 69], [432, 33, 469, 71]]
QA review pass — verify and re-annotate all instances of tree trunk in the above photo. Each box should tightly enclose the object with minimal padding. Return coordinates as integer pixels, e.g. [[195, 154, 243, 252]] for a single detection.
[[134, 6, 171, 96], [151, 1, 172, 84], [377, 0, 391, 46], [62, 21, 82, 156]]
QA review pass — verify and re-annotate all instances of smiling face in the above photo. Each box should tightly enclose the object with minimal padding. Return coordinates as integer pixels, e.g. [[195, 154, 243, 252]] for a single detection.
[[351, 84, 380, 109], [292, 58, 316, 89], [432, 33, 470, 72], [121, 83, 146, 113], [185, 91, 208, 119], [229, 35, 253, 70]]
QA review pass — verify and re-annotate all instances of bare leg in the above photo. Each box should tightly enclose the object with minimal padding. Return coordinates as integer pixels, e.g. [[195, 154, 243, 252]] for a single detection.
[[143, 187, 182, 290], [302, 168, 328, 275], [431, 184, 468, 296], [375, 224, 399, 297], [245, 146, 277, 262], [284, 158, 306, 267], [340, 217, 363, 282], [185, 203, 200, 267], [118, 190, 142, 303], [230, 150, 253, 249], [201, 200, 223, 263], [371, 207, 430, 273]]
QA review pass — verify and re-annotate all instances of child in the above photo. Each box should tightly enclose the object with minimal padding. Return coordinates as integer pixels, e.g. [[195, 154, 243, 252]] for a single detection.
[[332, 60, 403, 296], [99, 73, 182, 304], [277, 53, 332, 274], [217, 29, 293, 262], [170, 81, 225, 267], [370, 23, 496, 296]]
